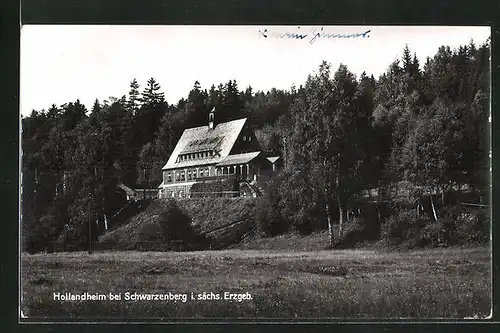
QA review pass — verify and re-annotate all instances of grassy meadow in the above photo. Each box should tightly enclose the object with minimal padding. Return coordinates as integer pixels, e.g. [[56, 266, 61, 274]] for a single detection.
[[21, 246, 491, 319]]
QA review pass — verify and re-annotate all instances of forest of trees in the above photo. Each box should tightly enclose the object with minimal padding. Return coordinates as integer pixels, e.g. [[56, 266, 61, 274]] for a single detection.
[[21, 40, 490, 252]]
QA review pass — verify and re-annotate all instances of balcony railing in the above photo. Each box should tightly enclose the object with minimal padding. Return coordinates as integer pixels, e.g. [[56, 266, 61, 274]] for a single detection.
[[194, 174, 246, 182]]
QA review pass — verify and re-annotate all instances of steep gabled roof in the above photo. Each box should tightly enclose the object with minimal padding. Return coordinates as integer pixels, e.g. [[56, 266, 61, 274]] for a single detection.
[[162, 118, 247, 170], [266, 156, 280, 164]]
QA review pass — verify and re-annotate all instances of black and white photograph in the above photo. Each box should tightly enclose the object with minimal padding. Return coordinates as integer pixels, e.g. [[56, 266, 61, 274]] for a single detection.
[[20, 25, 491, 320]]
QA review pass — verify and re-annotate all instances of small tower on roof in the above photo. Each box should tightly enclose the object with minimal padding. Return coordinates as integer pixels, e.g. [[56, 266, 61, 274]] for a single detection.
[[208, 106, 216, 130]]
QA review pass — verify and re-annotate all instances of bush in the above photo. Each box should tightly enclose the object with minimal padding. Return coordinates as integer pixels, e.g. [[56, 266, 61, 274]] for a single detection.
[[159, 200, 196, 243], [55, 219, 90, 252], [380, 205, 490, 249], [455, 210, 489, 245], [418, 222, 446, 247], [54, 197, 94, 252], [254, 174, 290, 237], [23, 216, 48, 254], [137, 223, 162, 242], [254, 198, 288, 236], [22, 197, 71, 253], [380, 209, 432, 248], [336, 217, 375, 249], [156, 199, 211, 250], [440, 205, 490, 246]]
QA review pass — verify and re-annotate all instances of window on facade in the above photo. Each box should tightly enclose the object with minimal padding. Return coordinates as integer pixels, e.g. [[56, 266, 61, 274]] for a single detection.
[[200, 169, 204, 177], [206, 167, 209, 176], [188, 170, 192, 180], [176, 172, 180, 181], [248, 136, 251, 141], [167, 172, 172, 183]]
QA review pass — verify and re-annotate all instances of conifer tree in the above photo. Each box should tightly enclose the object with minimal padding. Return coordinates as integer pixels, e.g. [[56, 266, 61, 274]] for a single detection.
[[127, 78, 141, 112], [186, 80, 208, 127], [141, 77, 165, 107]]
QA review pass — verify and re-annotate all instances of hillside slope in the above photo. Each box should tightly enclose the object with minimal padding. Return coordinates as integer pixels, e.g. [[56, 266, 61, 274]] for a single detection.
[[98, 198, 257, 250]]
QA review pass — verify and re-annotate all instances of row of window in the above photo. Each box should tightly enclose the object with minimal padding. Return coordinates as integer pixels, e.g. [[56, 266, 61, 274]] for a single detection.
[[164, 167, 211, 183], [177, 150, 214, 163], [242, 135, 252, 142]]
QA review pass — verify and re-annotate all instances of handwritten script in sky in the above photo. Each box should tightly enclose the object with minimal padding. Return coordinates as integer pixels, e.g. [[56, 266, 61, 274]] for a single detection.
[[259, 27, 371, 44]]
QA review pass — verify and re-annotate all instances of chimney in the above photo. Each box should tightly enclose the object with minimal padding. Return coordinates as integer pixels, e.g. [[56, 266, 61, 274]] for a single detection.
[[208, 106, 216, 129]]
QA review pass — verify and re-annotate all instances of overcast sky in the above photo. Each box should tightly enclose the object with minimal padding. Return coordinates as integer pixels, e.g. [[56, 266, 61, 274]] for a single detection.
[[20, 25, 490, 116]]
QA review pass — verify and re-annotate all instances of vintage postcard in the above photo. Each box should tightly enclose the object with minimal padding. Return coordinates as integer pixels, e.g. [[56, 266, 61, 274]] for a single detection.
[[20, 25, 492, 321]]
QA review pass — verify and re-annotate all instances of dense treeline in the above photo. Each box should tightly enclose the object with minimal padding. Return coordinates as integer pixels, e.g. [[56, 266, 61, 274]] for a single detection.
[[21, 40, 490, 252], [260, 41, 490, 247]]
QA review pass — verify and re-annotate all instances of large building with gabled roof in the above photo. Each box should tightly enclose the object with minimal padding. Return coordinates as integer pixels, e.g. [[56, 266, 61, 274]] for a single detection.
[[158, 107, 280, 198]]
